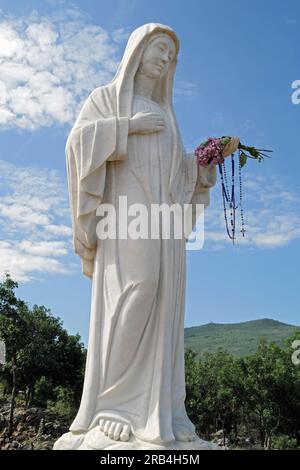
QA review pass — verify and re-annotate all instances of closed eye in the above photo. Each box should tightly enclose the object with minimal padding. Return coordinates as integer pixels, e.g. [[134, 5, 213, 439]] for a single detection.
[[157, 42, 174, 61]]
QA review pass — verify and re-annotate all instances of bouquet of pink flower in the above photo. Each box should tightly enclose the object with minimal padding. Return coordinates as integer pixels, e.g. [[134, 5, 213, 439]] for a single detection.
[[195, 136, 271, 167], [194, 136, 272, 242]]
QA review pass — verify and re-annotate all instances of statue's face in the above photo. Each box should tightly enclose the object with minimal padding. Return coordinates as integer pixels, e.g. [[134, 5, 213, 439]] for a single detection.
[[139, 34, 176, 79]]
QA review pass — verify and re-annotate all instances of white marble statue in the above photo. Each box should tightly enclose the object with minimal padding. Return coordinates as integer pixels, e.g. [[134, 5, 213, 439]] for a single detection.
[[54, 23, 220, 450]]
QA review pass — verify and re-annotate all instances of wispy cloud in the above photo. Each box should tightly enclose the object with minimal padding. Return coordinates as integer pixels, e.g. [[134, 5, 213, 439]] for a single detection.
[[0, 159, 73, 282], [0, 8, 121, 130], [174, 80, 198, 101]]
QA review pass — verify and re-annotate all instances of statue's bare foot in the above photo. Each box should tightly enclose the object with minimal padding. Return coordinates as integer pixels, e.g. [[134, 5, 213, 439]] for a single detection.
[[173, 419, 197, 442], [99, 418, 131, 442]]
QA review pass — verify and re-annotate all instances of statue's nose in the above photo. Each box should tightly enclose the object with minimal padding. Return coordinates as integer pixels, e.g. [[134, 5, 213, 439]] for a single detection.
[[161, 51, 169, 63]]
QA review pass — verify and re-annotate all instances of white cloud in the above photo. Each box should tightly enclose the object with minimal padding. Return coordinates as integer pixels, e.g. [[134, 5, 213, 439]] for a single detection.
[[112, 27, 130, 44], [0, 9, 121, 130], [0, 159, 73, 282], [18, 240, 68, 257], [0, 241, 69, 283], [0, 8, 199, 130], [45, 224, 72, 237], [0, 201, 51, 227]]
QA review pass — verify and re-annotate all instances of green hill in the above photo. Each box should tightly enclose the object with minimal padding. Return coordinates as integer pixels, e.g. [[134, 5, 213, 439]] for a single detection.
[[184, 318, 300, 357]]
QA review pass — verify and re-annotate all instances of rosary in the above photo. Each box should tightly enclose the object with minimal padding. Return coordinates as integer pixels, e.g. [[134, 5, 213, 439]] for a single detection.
[[195, 137, 272, 243], [218, 150, 245, 242]]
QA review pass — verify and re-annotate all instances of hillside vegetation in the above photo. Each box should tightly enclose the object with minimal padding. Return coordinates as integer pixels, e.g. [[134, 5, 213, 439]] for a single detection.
[[184, 319, 300, 357]]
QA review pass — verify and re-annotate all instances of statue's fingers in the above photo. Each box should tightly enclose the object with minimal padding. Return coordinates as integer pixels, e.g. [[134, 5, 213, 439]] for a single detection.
[[150, 118, 165, 126], [140, 125, 164, 134], [147, 112, 162, 118], [147, 119, 164, 126], [142, 112, 159, 119], [152, 114, 165, 121]]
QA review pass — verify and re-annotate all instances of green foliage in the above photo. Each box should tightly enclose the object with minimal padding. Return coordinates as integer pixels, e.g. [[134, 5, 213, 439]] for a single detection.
[[47, 386, 77, 419], [0, 274, 30, 366], [0, 274, 86, 429], [239, 152, 247, 168], [185, 336, 300, 449], [34, 376, 53, 405], [185, 349, 244, 441], [272, 435, 299, 450], [185, 319, 300, 357]]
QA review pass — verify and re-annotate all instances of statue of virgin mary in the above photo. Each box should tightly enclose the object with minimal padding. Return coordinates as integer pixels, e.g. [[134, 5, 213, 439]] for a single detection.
[[54, 23, 218, 450]]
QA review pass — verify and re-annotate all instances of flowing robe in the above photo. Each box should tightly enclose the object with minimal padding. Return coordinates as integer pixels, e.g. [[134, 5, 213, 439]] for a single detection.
[[67, 85, 216, 445]]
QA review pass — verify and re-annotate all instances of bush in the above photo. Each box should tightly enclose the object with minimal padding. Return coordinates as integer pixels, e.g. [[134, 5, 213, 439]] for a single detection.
[[47, 386, 77, 419], [272, 435, 299, 450], [34, 376, 53, 406]]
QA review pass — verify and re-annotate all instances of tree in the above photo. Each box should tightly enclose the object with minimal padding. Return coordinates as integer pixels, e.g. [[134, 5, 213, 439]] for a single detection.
[[0, 274, 86, 434], [16, 305, 85, 407], [0, 274, 31, 434], [185, 349, 244, 444], [280, 332, 300, 445], [185, 336, 300, 449], [240, 340, 293, 449], [198, 351, 244, 444]]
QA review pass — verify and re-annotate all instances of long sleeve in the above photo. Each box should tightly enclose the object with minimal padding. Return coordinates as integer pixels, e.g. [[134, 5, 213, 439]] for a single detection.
[[184, 152, 217, 206], [73, 116, 129, 181], [179, 153, 217, 239], [66, 89, 129, 277]]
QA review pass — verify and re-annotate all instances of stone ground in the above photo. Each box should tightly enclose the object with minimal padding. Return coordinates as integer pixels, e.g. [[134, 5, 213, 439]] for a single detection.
[[0, 403, 69, 450], [0, 402, 231, 451]]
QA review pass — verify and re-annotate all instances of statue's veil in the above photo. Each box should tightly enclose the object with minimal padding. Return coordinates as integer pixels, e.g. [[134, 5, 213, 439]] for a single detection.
[[110, 23, 183, 198], [111, 23, 179, 114]]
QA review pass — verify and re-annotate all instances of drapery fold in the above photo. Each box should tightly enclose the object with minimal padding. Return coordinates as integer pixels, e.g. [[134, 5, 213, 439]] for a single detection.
[[66, 89, 129, 276]]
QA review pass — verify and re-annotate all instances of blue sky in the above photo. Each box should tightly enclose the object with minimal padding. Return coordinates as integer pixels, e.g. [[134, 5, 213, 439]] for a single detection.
[[0, 0, 299, 343]]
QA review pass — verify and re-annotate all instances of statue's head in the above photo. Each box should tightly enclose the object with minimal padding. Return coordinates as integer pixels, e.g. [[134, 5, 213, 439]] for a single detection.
[[137, 33, 177, 80], [112, 23, 180, 115]]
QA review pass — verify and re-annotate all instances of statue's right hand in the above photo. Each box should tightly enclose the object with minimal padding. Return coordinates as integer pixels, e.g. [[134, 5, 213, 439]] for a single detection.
[[129, 112, 165, 135]]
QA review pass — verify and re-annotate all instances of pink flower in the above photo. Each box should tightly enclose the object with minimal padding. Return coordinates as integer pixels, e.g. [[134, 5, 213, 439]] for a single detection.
[[195, 137, 224, 166]]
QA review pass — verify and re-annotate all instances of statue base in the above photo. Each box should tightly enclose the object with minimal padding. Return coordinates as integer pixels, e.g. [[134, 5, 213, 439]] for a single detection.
[[53, 428, 220, 450]]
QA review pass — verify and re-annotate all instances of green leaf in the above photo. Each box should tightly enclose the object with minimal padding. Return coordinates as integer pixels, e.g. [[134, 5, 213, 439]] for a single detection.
[[249, 147, 259, 158], [200, 140, 209, 148], [239, 152, 247, 168], [220, 136, 231, 146]]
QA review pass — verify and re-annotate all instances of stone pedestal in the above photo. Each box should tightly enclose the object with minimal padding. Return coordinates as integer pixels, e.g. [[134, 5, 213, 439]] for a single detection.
[[53, 428, 220, 450]]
